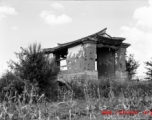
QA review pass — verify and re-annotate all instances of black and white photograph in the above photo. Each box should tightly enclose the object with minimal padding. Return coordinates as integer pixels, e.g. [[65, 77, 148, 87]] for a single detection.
[[0, 0, 152, 119]]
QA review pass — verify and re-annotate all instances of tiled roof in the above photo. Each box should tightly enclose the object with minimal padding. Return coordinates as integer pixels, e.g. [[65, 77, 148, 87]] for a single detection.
[[43, 28, 129, 53]]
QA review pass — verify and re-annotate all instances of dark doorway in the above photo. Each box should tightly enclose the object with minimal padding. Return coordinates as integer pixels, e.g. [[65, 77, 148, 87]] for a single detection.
[[97, 47, 115, 78]]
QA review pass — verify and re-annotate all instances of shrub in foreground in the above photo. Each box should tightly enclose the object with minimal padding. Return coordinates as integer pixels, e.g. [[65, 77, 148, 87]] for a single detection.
[[4, 43, 60, 100]]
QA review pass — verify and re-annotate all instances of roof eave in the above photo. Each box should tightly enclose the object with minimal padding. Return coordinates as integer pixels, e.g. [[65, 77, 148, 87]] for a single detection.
[[43, 40, 82, 53], [43, 28, 129, 53], [121, 43, 131, 48], [112, 37, 126, 41]]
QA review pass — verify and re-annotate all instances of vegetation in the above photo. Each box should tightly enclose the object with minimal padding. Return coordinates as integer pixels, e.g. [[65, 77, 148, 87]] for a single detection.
[[126, 54, 139, 80], [1, 43, 152, 119], [0, 78, 152, 120], [1, 43, 59, 101], [145, 58, 152, 81]]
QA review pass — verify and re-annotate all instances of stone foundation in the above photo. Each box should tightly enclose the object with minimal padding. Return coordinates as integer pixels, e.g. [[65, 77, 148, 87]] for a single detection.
[[57, 70, 98, 84]]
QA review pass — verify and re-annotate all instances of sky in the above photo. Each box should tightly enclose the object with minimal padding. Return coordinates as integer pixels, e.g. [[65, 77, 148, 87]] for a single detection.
[[0, 0, 152, 77]]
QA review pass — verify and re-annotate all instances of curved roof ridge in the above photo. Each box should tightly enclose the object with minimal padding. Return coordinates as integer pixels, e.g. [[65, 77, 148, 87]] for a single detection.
[[43, 28, 129, 53]]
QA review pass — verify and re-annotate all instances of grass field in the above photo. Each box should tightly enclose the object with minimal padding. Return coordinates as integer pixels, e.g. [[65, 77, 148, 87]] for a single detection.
[[0, 80, 152, 120]]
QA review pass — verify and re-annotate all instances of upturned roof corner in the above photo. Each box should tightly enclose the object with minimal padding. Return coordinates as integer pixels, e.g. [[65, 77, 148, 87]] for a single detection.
[[43, 28, 130, 53]]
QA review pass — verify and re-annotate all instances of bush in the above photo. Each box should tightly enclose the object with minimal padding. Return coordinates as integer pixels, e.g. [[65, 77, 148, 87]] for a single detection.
[[6, 43, 59, 100], [126, 54, 139, 80], [145, 58, 152, 80], [0, 71, 24, 101], [68, 80, 85, 99]]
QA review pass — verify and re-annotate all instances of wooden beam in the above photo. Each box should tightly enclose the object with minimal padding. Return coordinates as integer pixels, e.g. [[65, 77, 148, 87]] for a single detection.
[[60, 65, 67, 68], [57, 58, 66, 61]]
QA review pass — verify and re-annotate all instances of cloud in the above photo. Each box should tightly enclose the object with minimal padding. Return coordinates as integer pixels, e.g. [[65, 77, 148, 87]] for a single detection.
[[11, 26, 18, 31], [51, 2, 64, 10], [119, 0, 152, 76], [40, 10, 72, 25], [120, 26, 152, 57], [120, 27, 152, 76], [0, 64, 8, 77], [148, 0, 152, 6], [133, 0, 152, 28], [0, 6, 18, 19]]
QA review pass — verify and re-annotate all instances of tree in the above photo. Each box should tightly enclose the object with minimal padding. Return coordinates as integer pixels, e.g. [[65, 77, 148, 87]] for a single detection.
[[126, 54, 139, 80], [145, 58, 152, 81], [8, 43, 59, 99]]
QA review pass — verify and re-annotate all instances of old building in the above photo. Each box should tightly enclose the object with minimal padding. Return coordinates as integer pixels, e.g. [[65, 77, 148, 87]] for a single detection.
[[43, 28, 130, 83]]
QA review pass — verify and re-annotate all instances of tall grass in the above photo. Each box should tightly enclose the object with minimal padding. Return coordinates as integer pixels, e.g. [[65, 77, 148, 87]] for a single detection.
[[0, 78, 152, 120]]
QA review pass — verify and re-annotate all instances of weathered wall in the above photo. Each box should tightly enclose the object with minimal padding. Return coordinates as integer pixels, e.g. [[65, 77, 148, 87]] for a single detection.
[[67, 42, 97, 73], [57, 70, 98, 84], [97, 47, 115, 78], [115, 47, 128, 80], [55, 43, 128, 81], [83, 43, 96, 71], [67, 44, 85, 73], [53, 53, 60, 66], [64, 42, 98, 82], [55, 41, 129, 82]]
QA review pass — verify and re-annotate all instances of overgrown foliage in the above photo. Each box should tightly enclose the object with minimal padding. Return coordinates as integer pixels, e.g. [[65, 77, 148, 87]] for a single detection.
[[1, 78, 152, 120], [6, 43, 59, 100], [126, 54, 139, 80], [2, 42, 152, 119], [0, 71, 25, 102], [145, 58, 152, 81]]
